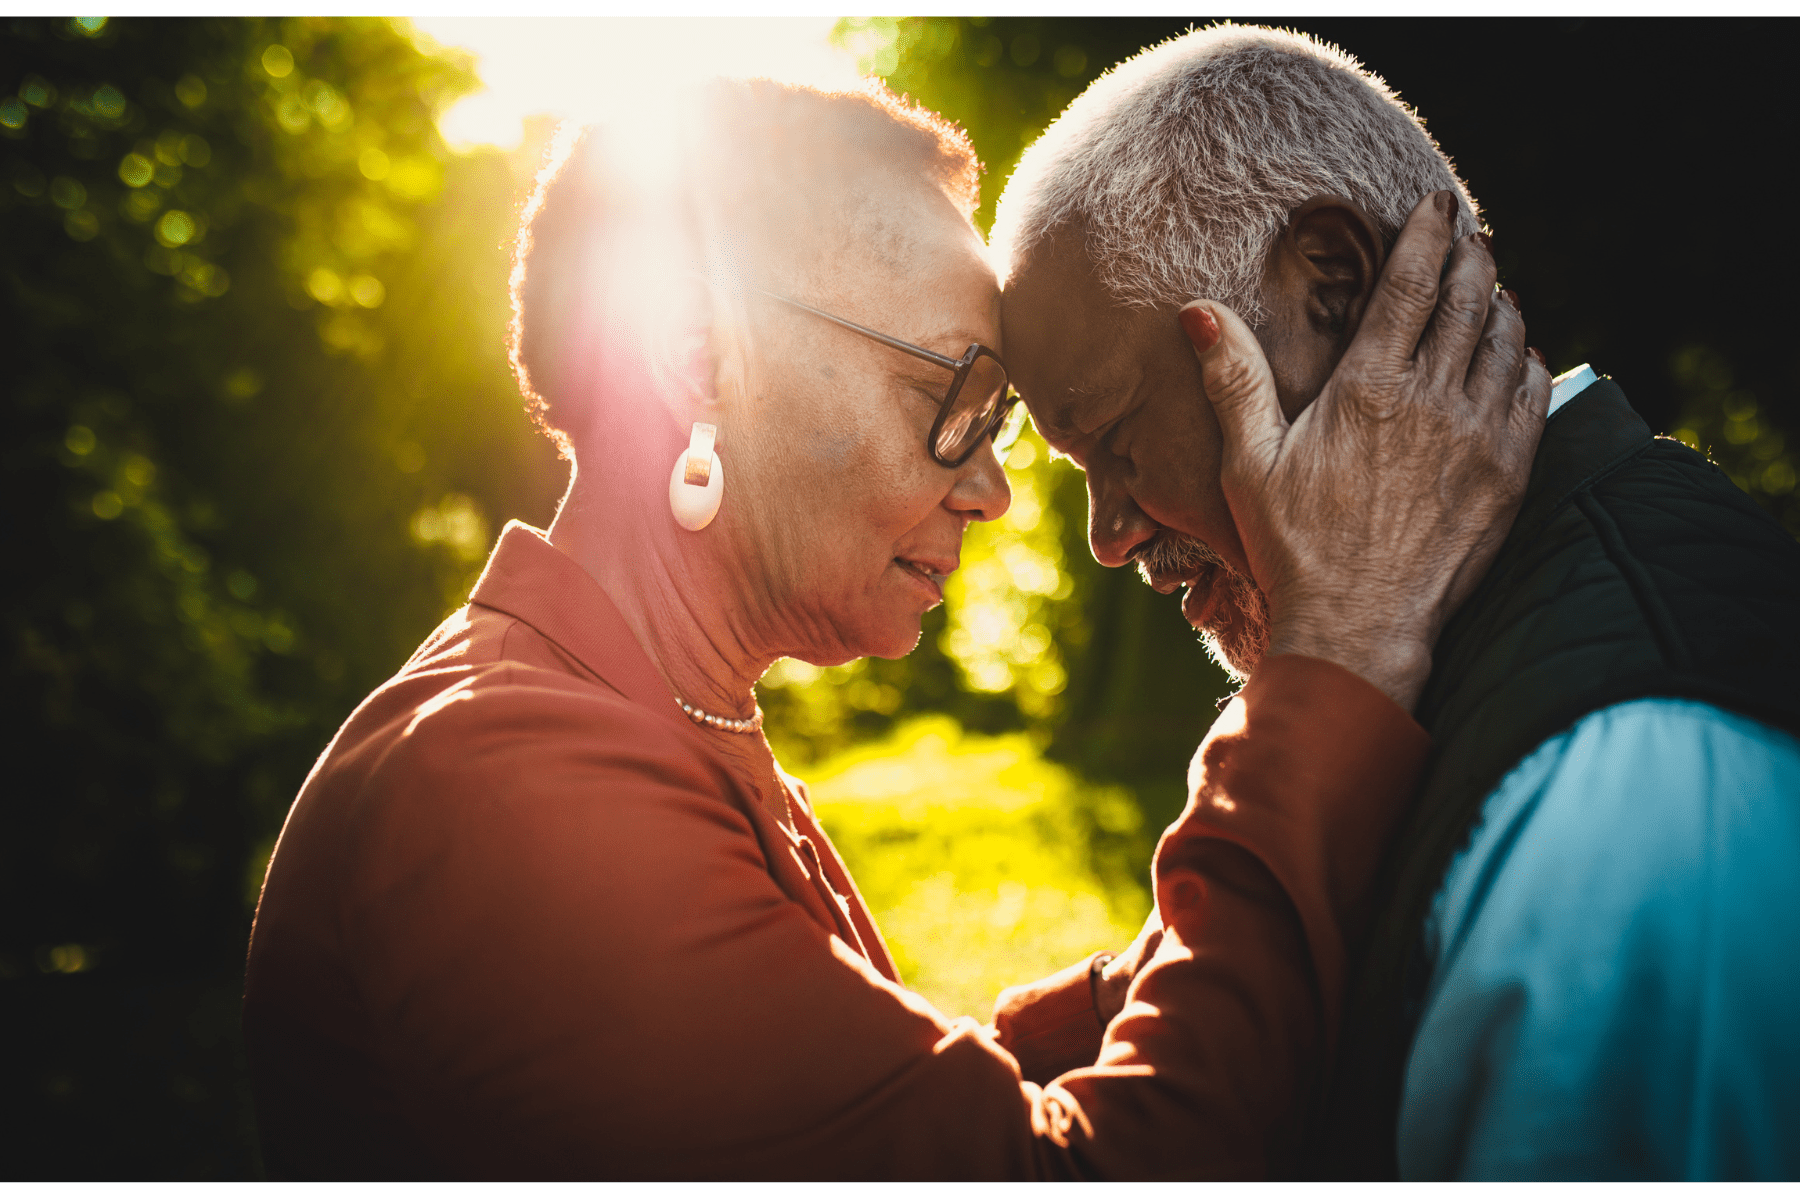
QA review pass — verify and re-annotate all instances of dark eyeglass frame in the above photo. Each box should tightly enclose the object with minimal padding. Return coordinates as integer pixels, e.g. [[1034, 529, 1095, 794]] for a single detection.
[[758, 290, 1023, 468]]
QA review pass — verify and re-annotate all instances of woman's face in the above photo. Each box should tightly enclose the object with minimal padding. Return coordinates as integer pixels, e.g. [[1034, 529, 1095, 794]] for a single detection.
[[727, 185, 1011, 665]]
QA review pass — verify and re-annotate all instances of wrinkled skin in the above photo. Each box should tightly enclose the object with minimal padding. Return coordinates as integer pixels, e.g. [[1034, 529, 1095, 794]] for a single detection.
[[1004, 191, 1550, 711]]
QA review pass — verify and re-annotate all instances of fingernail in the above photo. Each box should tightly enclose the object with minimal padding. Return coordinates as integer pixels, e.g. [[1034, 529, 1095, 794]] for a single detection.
[[1179, 304, 1220, 354], [1501, 288, 1519, 312], [1435, 190, 1457, 221], [1471, 231, 1493, 255], [1528, 346, 1546, 367]]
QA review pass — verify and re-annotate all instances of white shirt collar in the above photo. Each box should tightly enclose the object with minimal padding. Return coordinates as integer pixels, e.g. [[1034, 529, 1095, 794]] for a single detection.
[[1548, 363, 1598, 419]]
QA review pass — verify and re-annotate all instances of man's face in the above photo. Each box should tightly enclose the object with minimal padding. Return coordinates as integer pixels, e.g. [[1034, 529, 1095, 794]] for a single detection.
[[1002, 226, 1271, 675]]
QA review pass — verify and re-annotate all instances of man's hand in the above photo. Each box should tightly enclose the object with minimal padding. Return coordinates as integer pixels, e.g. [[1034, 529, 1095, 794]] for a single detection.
[[1181, 190, 1550, 711]]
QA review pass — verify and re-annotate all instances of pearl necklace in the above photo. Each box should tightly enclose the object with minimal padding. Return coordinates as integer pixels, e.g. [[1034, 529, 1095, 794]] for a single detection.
[[675, 697, 764, 734]]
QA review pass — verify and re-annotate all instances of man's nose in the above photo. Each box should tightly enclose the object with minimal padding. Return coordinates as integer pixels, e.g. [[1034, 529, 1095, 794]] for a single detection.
[[948, 440, 1013, 525], [1087, 467, 1156, 568]]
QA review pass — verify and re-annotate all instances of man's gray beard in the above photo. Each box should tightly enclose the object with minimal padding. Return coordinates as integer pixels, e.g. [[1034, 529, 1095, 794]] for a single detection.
[[1137, 532, 1272, 683]]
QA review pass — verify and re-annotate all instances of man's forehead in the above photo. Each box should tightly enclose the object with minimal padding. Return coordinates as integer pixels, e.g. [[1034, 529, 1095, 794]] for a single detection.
[[1002, 232, 1140, 435]]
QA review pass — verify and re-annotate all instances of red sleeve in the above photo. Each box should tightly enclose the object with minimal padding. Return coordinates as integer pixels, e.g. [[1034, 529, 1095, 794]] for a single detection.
[[314, 653, 1423, 1178], [1046, 655, 1430, 1177]]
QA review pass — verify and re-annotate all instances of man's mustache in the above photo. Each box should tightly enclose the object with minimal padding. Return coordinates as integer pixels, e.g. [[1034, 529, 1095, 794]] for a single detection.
[[1135, 529, 1228, 588]]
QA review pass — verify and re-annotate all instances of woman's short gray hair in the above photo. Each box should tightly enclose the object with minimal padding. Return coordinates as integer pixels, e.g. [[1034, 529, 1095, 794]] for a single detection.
[[991, 24, 1481, 326]]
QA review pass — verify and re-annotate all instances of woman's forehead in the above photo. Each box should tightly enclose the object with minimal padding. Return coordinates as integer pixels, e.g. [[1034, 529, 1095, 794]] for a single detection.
[[826, 184, 994, 293], [806, 235, 999, 355]]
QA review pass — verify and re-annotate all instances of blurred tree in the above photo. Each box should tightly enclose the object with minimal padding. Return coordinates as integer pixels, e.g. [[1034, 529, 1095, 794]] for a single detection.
[[1, 15, 559, 1174]]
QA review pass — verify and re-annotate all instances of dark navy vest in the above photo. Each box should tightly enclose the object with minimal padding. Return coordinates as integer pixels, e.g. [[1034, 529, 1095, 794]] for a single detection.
[[1303, 378, 1800, 1178]]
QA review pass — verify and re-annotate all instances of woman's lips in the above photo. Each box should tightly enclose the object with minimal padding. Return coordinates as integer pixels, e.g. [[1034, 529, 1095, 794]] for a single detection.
[[894, 557, 948, 604]]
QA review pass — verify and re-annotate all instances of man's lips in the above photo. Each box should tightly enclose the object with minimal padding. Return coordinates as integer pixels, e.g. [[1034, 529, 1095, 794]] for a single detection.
[[1142, 558, 1216, 596], [1137, 556, 1227, 630]]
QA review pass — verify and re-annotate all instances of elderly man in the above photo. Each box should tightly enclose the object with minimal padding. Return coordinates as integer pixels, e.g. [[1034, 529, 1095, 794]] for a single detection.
[[995, 25, 1800, 1181]]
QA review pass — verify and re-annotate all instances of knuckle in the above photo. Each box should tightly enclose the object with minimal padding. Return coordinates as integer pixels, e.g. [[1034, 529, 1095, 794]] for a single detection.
[[1382, 262, 1439, 313], [1473, 331, 1523, 383], [1205, 354, 1264, 410], [1438, 282, 1490, 327], [1486, 327, 1521, 362], [1492, 300, 1527, 344], [1482, 289, 1519, 331], [1343, 362, 1412, 419]]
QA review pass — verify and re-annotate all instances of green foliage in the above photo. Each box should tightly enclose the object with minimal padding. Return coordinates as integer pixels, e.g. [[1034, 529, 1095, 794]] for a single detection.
[[808, 715, 1150, 1020], [835, 17, 1108, 233], [1, 16, 562, 975]]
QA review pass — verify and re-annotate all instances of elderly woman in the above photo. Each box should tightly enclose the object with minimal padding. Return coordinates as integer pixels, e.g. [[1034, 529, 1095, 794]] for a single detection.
[[244, 80, 1542, 1179]]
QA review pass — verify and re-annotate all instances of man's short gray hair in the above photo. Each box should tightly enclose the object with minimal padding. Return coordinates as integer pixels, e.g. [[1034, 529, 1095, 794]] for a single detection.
[[991, 24, 1480, 326]]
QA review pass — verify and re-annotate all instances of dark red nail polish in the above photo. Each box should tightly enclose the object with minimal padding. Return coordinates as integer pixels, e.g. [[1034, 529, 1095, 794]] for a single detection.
[[1180, 305, 1220, 354], [1528, 346, 1546, 367], [1472, 231, 1493, 254], [1502, 288, 1520, 312], [1436, 190, 1456, 221]]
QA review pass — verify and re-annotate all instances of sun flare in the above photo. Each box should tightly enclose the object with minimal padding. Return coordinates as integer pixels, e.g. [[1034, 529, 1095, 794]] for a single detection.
[[408, 17, 865, 151]]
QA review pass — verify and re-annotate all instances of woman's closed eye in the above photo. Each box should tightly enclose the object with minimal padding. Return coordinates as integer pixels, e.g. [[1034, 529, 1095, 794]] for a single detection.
[[897, 378, 947, 415]]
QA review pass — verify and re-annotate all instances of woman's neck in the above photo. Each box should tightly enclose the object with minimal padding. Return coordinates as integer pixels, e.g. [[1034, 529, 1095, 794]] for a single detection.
[[546, 471, 787, 807]]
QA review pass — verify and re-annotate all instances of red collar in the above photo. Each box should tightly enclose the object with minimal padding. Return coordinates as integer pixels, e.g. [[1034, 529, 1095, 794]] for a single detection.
[[469, 520, 686, 728]]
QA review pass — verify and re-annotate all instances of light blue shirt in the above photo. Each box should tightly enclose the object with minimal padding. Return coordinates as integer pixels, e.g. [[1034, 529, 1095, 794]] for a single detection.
[[1547, 362, 1597, 418], [1397, 698, 1800, 1179]]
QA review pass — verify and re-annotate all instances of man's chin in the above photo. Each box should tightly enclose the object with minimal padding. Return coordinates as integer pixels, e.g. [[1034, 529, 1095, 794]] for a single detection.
[[1199, 625, 1264, 683]]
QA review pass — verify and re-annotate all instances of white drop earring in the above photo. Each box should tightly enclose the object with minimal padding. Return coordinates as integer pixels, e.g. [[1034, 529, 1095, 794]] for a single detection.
[[668, 421, 723, 532]]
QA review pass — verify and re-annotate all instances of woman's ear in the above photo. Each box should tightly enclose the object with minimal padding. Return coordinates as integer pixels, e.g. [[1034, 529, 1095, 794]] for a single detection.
[[699, 287, 757, 450], [645, 271, 726, 428], [1276, 195, 1386, 343]]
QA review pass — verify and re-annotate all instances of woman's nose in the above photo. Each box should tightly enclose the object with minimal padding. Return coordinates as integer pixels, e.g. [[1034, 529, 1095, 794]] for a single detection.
[[1087, 468, 1156, 568], [948, 441, 1012, 524]]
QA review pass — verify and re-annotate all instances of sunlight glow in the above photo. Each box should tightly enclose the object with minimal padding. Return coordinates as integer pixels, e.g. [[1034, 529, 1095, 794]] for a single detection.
[[409, 18, 864, 151]]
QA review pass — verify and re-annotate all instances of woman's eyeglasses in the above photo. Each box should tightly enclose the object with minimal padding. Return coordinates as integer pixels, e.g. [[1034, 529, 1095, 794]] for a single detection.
[[758, 290, 1027, 469]]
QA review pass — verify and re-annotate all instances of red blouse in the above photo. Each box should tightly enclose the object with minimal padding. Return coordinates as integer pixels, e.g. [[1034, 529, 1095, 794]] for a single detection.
[[244, 522, 1428, 1178]]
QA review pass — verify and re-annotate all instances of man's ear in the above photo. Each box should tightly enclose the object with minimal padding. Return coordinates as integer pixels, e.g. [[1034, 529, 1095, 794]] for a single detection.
[[1275, 195, 1385, 344], [1252, 194, 1387, 420]]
